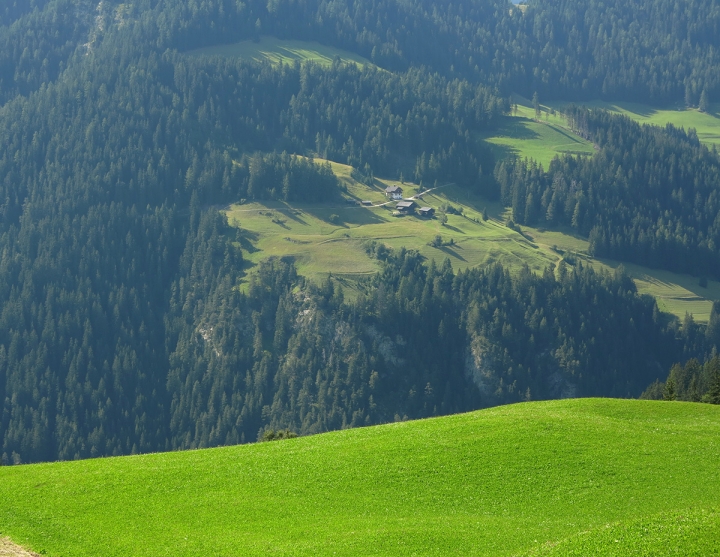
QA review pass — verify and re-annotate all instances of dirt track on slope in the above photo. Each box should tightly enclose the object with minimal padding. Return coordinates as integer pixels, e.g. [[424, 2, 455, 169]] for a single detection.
[[0, 538, 39, 557]]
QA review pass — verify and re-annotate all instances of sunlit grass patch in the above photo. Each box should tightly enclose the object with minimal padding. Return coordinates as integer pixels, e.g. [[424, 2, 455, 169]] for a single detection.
[[185, 36, 373, 68]]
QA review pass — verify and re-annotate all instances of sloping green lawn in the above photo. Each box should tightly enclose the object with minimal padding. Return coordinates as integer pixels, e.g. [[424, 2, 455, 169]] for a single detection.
[[185, 36, 372, 68], [0, 399, 718, 556], [481, 96, 720, 168], [480, 114, 596, 168], [224, 159, 720, 320], [225, 171, 555, 287]]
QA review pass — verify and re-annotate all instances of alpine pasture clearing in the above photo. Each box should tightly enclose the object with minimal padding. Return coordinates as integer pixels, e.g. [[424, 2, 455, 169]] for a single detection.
[[224, 160, 720, 320], [480, 112, 596, 168], [224, 173, 556, 285], [0, 399, 718, 557], [526, 227, 720, 322], [185, 36, 372, 68], [546, 99, 720, 149], [482, 96, 720, 169]]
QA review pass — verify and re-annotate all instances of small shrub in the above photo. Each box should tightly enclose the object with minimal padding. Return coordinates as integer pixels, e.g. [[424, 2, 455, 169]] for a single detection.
[[439, 203, 459, 215], [260, 429, 298, 442]]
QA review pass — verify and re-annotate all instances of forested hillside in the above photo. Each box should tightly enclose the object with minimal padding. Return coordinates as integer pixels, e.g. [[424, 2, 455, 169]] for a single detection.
[[148, 0, 720, 103], [4, 0, 720, 107], [2, 0, 720, 465], [497, 108, 720, 278]]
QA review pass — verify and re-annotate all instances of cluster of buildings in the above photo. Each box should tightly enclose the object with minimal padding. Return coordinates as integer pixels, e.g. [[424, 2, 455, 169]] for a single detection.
[[385, 186, 435, 217]]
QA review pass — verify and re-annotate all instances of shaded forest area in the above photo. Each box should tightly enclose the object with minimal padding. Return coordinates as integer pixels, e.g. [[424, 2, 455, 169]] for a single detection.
[[150, 0, 720, 104], [4, 211, 711, 463], [2, 0, 720, 465], [0, 25, 506, 463], [3, 0, 720, 108]]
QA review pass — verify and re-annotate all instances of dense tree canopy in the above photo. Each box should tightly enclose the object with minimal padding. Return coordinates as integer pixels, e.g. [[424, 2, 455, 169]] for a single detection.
[[145, 0, 720, 104], [2, 0, 720, 465], [4, 0, 720, 108]]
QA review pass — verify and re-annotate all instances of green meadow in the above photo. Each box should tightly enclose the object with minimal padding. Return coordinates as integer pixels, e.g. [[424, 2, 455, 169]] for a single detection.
[[547, 98, 720, 148], [485, 95, 720, 168], [224, 159, 720, 320], [521, 508, 720, 557], [480, 110, 596, 168], [225, 164, 557, 287], [0, 399, 718, 556], [185, 36, 372, 67]]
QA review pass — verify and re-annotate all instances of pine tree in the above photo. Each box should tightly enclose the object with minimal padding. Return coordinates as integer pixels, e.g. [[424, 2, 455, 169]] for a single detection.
[[707, 358, 720, 404], [699, 89, 710, 113], [662, 377, 676, 401], [533, 92, 540, 120]]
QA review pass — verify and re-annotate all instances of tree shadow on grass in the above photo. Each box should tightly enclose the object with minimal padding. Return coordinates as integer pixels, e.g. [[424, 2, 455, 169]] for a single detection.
[[302, 204, 387, 227], [550, 124, 589, 145], [442, 224, 465, 234], [275, 206, 309, 226], [611, 101, 656, 118], [501, 117, 542, 140], [239, 259, 258, 273], [437, 245, 467, 262], [236, 230, 261, 253], [597, 256, 720, 302]]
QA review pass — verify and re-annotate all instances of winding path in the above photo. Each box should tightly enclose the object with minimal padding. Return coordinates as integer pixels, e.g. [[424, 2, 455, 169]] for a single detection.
[[0, 538, 39, 557]]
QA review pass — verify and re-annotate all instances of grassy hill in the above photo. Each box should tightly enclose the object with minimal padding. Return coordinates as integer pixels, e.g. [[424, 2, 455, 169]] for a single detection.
[[0, 399, 718, 556], [185, 36, 373, 67]]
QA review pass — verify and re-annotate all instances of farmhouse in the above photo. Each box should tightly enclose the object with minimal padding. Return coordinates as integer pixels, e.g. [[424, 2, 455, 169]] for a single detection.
[[385, 185, 403, 200], [396, 200, 416, 213], [418, 207, 435, 218]]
